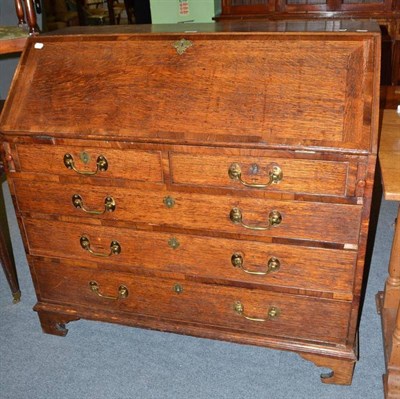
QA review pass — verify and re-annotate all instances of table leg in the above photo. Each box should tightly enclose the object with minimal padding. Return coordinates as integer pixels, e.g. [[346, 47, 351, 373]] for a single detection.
[[382, 295, 400, 398], [392, 41, 400, 86], [107, 0, 116, 24], [377, 204, 400, 398], [384, 205, 400, 309]]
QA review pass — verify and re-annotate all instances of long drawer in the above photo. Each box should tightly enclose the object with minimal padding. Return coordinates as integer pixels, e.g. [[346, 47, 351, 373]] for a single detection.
[[32, 258, 351, 345], [24, 219, 357, 296], [13, 180, 362, 244]]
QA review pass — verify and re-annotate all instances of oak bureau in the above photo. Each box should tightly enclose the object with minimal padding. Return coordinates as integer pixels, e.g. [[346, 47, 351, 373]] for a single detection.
[[0, 20, 381, 385]]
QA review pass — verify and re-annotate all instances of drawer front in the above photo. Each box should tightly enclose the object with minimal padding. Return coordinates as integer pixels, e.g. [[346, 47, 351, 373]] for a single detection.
[[33, 258, 351, 344], [24, 219, 357, 296], [14, 144, 163, 183], [170, 153, 352, 196], [14, 180, 362, 244], [3, 35, 377, 151]]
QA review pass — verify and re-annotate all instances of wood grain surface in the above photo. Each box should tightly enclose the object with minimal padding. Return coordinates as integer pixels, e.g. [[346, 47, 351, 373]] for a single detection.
[[24, 218, 357, 298], [32, 258, 351, 344], [0, 23, 381, 385], [1, 31, 378, 152], [13, 179, 363, 244]]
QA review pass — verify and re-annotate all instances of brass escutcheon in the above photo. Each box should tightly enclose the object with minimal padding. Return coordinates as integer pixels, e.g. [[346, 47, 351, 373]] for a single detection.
[[163, 196, 175, 208], [173, 283, 184, 294], [228, 163, 283, 188], [80, 151, 90, 164], [89, 281, 128, 300], [63, 153, 108, 176], [173, 38, 193, 55], [168, 237, 180, 250], [80, 236, 121, 257]]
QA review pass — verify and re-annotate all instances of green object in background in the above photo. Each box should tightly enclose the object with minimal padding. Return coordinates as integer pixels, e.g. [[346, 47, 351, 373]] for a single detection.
[[150, 0, 221, 24]]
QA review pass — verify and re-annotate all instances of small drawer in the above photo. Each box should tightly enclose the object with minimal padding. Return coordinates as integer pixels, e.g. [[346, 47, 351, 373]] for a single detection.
[[24, 219, 357, 297], [13, 144, 163, 183], [33, 258, 351, 345], [14, 180, 362, 244], [170, 153, 352, 196]]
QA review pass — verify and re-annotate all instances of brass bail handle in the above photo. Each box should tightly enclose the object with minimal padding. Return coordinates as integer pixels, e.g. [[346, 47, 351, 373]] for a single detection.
[[230, 208, 282, 231], [228, 163, 283, 188], [80, 236, 121, 257], [89, 281, 128, 300], [64, 153, 108, 176], [234, 301, 281, 322], [231, 253, 281, 275], [72, 194, 116, 215]]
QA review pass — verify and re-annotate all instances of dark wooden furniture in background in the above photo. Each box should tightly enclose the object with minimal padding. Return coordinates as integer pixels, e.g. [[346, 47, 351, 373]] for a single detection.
[[0, 155, 20, 303], [0, 21, 380, 384], [0, 98, 20, 303], [217, 0, 400, 85], [73, 0, 134, 25], [0, 0, 39, 54], [0, 0, 39, 303], [376, 86, 400, 399]]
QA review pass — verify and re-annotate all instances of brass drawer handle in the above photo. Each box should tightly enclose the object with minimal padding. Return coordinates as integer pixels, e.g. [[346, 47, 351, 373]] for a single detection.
[[228, 163, 283, 188], [231, 253, 280, 275], [230, 208, 282, 231], [64, 153, 108, 176], [80, 236, 121, 257], [234, 301, 280, 322], [72, 194, 116, 214], [89, 281, 128, 300]]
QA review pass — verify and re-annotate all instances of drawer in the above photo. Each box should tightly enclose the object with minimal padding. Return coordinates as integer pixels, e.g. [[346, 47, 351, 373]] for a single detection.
[[24, 219, 357, 297], [14, 180, 362, 244], [13, 144, 163, 183], [170, 153, 352, 196], [33, 258, 351, 344]]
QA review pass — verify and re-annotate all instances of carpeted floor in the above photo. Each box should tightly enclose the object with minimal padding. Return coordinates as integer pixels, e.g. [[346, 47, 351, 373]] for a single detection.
[[0, 179, 397, 399]]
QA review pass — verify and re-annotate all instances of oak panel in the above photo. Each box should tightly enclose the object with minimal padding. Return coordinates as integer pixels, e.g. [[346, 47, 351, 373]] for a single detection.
[[1, 33, 376, 151]]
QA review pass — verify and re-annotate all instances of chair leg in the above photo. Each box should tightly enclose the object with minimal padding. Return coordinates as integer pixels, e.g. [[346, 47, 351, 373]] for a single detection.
[[123, 0, 134, 24], [0, 177, 20, 303]]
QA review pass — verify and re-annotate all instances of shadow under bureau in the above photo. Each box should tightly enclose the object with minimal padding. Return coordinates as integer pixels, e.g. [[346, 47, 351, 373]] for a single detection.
[[0, 21, 381, 385]]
